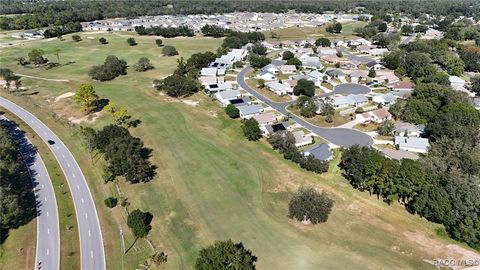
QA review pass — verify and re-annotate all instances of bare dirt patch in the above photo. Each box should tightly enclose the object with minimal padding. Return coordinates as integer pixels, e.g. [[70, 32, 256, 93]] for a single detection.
[[54, 92, 75, 102]]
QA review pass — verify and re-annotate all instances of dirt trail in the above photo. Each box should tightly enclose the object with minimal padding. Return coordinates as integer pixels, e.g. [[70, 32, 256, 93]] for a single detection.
[[15, 73, 69, 82]]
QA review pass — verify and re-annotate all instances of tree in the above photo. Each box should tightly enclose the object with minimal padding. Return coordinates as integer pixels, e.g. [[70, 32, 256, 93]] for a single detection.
[[282, 50, 294, 60], [333, 22, 342, 33], [286, 57, 302, 69], [256, 78, 265, 88], [288, 186, 334, 224], [133, 57, 154, 72], [16, 57, 29, 66], [401, 24, 414, 35], [378, 22, 388, 32], [126, 37, 137, 46], [104, 197, 117, 208], [414, 24, 428, 33], [241, 118, 261, 141], [74, 83, 99, 113], [156, 74, 198, 97], [315, 37, 331, 47], [251, 42, 267, 55], [71, 34, 82, 42], [155, 39, 163, 47], [162, 45, 178, 56], [225, 104, 239, 119], [89, 55, 128, 81], [248, 54, 271, 68], [317, 98, 335, 117], [103, 102, 131, 126], [459, 46, 480, 72], [377, 121, 395, 136], [293, 79, 315, 97], [195, 240, 257, 270], [126, 209, 153, 253], [300, 98, 318, 118], [0, 68, 21, 90], [368, 68, 376, 78], [222, 36, 243, 49], [28, 49, 48, 65], [186, 51, 216, 70], [471, 76, 480, 93], [99, 37, 108, 44]]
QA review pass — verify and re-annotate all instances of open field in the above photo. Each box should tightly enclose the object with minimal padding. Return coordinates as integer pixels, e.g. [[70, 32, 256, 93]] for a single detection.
[[264, 21, 368, 41], [0, 111, 81, 270], [0, 32, 478, 269]]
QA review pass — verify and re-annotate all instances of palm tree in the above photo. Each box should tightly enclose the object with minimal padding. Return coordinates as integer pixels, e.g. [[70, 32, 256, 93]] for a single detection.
[[54, 48, 61, 63]]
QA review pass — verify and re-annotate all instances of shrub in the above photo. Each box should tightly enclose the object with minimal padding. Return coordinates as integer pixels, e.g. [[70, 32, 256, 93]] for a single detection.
[[195, 240, 257, 270], [104, 197, 118, 208], [126, 37, 137, 46], [72, 34, 82, 42], [225, 104, 240, 119], [241, 118, 262, 141], [155, 39, 163, 47], [162, 45, 178, 56], [99, 37, 108, 44]]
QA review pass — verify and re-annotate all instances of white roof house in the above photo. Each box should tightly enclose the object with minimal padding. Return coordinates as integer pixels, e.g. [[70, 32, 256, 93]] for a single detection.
[[357, 108, 392, 124], [238, 104, 263, 119], [292, 131, 313, 147], [395, 136, 430, 153], [266, 81, 292, 95], [201, 67, 219, 76], [303, 143, 333, 161], [280, 65, 297, 74], [372, 92, 397, 105], [256, 70, 277, 81], [369, 48, 389, 56], [331, 94, 368, 108], [317, 47, 337, 55], [262, 64, 280, 74], [253, 112, 277, 126], [449, 75, 466, 86], [205, 82, 233, 93], [215, 90, 241, 106]]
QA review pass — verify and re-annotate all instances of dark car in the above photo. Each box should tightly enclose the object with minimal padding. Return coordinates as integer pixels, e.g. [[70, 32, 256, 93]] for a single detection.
[[47, 140, 55, 145]]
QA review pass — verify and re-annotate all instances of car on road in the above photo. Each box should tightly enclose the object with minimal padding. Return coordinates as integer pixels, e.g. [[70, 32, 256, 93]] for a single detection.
[[47, 140, 55, 145]]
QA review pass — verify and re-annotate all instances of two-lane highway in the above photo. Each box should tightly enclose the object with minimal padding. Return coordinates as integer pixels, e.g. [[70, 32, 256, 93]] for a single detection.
[[237, 66, 373, 147], [1, 116, 60, 270], [0, 97, 106, 270]]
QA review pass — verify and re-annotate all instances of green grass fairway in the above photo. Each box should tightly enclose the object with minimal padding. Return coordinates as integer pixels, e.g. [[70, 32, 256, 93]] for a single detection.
[[264, 21, 367, 41], [0, 32, 475, 270]]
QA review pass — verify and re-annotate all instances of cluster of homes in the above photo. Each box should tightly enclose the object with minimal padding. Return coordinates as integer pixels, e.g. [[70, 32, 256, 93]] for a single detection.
[[198, 48, 334, 162], [80, 12, 370, 33]]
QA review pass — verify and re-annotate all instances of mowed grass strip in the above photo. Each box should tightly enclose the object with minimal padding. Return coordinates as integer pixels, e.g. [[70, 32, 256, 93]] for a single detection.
[[0, 111, 80, 270], [0, 33, 466, 270], [263, 21, 368, 41]]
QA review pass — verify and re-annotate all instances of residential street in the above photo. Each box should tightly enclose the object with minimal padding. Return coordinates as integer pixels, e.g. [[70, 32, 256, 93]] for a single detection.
[[237, 66, 373, 147], [0, 97, 106, 270], [1, 115, 60, 270]]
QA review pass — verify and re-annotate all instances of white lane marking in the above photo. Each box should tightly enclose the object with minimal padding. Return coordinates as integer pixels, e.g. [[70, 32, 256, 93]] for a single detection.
[[46, 211, 49, 217], [47, 248, 49, 256], [88, 230, 91, 237], [90, 250, 93, 258], [81, 198, 84, 204], [76, 185, 80, 190], [67, 163, 71, 167], [56, 146, 59, 150], [47, 228, 50, 235], [61, 154, 65, 158], [72, 173, 76, 178], [34, 163, 37, 167], [44, 197, 47, 202], [85, 213, 88, 219], [41, 184, 44, 188]]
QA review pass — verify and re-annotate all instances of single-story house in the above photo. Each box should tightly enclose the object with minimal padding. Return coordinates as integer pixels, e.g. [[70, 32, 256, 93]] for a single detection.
[[421, 29, 443, 40], [291, 74, 309, 81], [356, 45, 373, 54], [280, 65, 297, 74], [201, 67, 220, 77], [394, 122, 425, 137], [390, 81, 414, 91], [372, 92, 397, 105], [256, 70, 277, 81], [263, 122, 291, 136], [199, 76, 225, 86], [253, 112, 277, 126], [366, 61, 384, 70], [349, 70, 369, 80], [326, 69, 346, 78], [320, 55, 343, 64], [229, 49, 248, 62], [377, 71, 400, 84], [303, 143, 333, 161], [238, 104, 263, 119], [382, 148, 419, 160], [205, 82, 233, 94], [230, 97, 251, 107], [395, 136, 430, 153], [357, 108, 392, 124], [292, 131, 313, 147], [266, 81, 292, 95], [449, 75, 466, 86], [300, 56, 323, 70], [215, 90, 242, 107], [283, 79, 298, 88], [262, 64, 280, 74], [369, 48, 389, 57], [317, 47, 337, 55], [330, 94, 368, 108], [307, 70, 326, 82]]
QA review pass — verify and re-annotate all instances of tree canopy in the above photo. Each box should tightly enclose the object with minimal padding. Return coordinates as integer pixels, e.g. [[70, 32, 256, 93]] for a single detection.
[[89, 55, 128, 81], [288, 186, 334, 224], [73, 83, 99, 113], [241, 118, 262, 141], [195, 240, 257, 270]]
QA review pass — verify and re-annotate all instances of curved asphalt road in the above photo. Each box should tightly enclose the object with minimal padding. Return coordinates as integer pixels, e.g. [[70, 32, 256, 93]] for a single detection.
[[237, 66, 373, 147], [0, 97, 106, 270], [1, 116, 60, 270]]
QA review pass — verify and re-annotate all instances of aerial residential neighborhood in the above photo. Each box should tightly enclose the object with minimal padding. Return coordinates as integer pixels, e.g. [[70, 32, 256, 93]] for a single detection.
[[1, 1, 480, 270]]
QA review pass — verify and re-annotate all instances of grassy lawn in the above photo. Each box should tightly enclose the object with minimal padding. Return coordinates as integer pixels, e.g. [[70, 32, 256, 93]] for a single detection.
[[288, 106, 352, 128], [244, 70, 292, 103], [0, 212, 36, 270], [353, 122, 379, 132], [264, 22, 367, 41], [0, 32, 475, 270], [0, 111, 81, 270]]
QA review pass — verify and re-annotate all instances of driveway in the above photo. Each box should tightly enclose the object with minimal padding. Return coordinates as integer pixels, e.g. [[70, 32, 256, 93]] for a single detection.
[[237, 66, 373, 147], [1, 116, 60, 270], [0, 96, 106, 270]]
